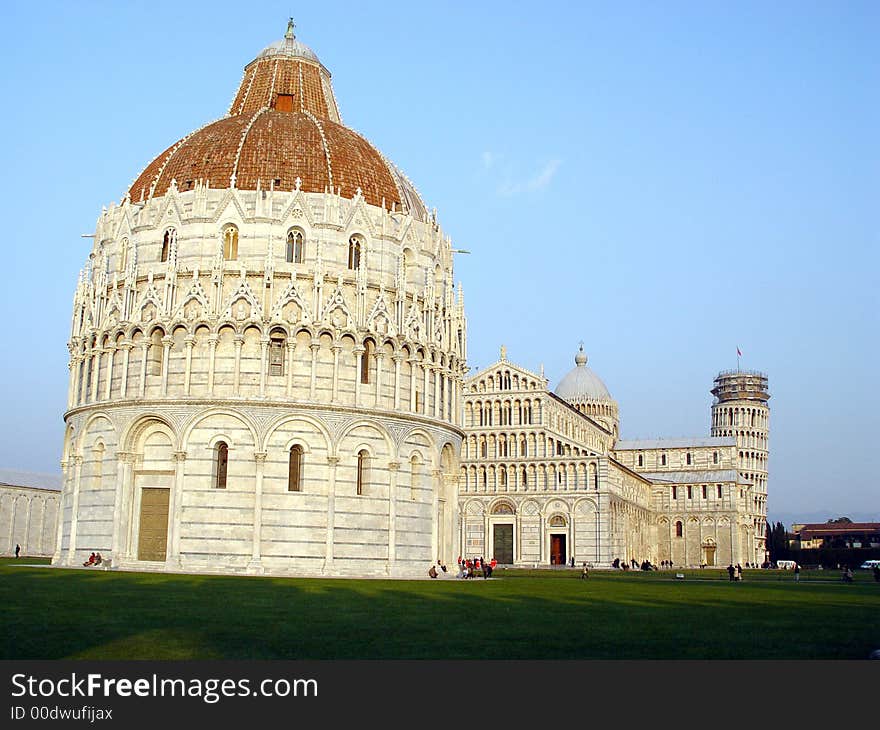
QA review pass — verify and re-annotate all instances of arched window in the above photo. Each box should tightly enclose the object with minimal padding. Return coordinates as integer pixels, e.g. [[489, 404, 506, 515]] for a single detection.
[[286, 229, 304, 263], [713, 451, 719, 464], [686, 452, 692, 465], [348, 235, 362, 270], [269, 332, 285, 376], [161, 228, 175, 262], [675, 521, 683, 538], [288, 445, 303, 492], [661, 453, 667, 466], [638, 454, 644, 467], [356, 450, 369, 495], [361, 341, 372, 384], [214, 442, 228, 489], [223, 224, 238, 260], [148, 329, 164, 376], [410, 455, 420, 500]]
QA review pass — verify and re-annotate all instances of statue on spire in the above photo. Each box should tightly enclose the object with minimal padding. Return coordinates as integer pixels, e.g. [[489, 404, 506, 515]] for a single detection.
[[285, 18, 296, 40], [500, 344, 507, 361]]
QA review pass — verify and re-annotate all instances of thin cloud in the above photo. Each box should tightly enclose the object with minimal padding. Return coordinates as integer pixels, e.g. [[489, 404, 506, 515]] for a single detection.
[[497, 159, 562, 197]]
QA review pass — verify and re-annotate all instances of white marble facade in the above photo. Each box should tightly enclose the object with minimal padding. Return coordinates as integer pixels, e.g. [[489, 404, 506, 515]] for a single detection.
[[460, 350, 769, 568], [57, 182, 467, 577], [0, 483, 59, 558]]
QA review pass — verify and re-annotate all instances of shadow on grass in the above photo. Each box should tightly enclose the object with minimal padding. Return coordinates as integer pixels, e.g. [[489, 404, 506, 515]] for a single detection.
[[1, 565, 877, 660]]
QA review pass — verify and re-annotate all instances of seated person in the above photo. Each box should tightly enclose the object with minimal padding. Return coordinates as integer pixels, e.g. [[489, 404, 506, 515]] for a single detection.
[[94, 553, 103, 565], [428, 565, 437, 578], [82, 552, 96, 567]]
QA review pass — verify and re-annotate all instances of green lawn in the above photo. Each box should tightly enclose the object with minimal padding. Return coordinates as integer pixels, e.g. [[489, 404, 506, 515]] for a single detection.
[[1, 560, 877, 660]]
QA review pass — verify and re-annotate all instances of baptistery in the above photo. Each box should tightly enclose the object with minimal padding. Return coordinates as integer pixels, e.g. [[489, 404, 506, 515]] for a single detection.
[[55, 22, 468, 576]]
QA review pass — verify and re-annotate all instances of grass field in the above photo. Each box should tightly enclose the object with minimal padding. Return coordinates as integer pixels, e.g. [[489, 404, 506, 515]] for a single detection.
[[1, 558, 878, 660]]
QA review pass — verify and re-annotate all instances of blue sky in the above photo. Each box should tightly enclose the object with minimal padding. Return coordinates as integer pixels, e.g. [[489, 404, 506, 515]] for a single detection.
[[0, 1, 876, 525]]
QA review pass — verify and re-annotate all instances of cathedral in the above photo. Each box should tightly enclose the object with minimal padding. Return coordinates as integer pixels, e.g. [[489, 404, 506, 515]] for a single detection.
[[54, 24, 769, 576], [460, 347, 769, 568]]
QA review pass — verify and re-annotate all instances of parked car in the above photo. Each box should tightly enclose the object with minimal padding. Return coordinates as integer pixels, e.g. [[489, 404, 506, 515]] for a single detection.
[[858, 559, 880, 569]]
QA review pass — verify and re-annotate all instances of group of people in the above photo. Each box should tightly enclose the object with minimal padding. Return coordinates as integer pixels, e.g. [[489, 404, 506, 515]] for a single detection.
[[82, 552, 104, 567], [454, 556, 496, 579], [726, 563, 745, 581], [611, 558, 656, 571]]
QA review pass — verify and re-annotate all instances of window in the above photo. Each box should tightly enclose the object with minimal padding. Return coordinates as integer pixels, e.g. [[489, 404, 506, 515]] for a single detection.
[[672, 486, 677, 500], [161, 228, 175, 262], [410, 456, 420, 500], [717, 485, 723, 499], [361, 341, 372, 384], [661, 453, 667, 466], [638, 454, 644, 467], [288, 445, 303, 492], [223, 225, 238, 260], [702, 485, 707, 499], [686, 452, 692, 465], [275, 93, 295, 112], [348, 235, 362, 269], [687, 486, 693, 499], [286, 229, 304, 263], [269, 334, 285, 376], [148, 330, 164, 376], [214, 442, 228, 489], [675, 521, 683, 538], [356, 450, 369, 495], [120, 238, 129, 271], [713, 451, 719, 464]]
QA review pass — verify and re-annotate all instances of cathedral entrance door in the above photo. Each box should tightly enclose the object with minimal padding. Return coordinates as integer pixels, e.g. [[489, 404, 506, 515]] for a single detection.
[[550, 534, 566, 565], [493, 524, 513, 564], [137, 487, 170, 562], [703, 545, 716, 567]]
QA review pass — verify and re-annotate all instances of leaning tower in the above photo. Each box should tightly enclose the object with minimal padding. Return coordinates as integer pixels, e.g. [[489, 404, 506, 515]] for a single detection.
[[710, 370, 770, 562]]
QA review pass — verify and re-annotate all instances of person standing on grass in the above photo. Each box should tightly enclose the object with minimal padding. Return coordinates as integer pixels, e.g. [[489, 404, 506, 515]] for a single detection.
[[874, 565, 880, 583], [794, 564, 800, 582], [14, 543, 20, 558], [727, 564, 735, 581], [581, 562, 589, 580]]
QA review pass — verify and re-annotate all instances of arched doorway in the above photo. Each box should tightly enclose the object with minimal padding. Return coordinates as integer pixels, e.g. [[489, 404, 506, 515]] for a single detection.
[[548, 514, 567, 565], [490, 501, 515, 564], [702, 537, 717, 567]]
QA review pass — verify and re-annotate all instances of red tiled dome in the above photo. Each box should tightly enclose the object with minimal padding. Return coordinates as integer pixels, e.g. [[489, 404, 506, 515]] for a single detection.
[[127, 25, 427, 221]]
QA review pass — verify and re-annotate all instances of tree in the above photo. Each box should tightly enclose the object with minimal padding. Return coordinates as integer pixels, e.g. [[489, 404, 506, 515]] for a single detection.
[[827, 517, 852, 524], [767, 521, 788, 562]]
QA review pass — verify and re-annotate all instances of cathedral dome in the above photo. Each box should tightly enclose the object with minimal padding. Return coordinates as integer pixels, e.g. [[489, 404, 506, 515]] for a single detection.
[[555, 345, 613, 402], [127, 20, 428, 221]]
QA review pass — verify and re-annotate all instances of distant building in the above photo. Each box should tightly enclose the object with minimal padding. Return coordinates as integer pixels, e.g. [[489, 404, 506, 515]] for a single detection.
[[0, 470, 61, 557], [460, 346, 770, 567], [788, 523, 880, 550]]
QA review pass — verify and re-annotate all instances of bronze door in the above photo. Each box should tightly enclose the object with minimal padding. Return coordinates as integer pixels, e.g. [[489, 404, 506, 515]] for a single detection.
[[138, 487, 170, 562], [550, 534, 566, 565], [493, 524, 513, 564]]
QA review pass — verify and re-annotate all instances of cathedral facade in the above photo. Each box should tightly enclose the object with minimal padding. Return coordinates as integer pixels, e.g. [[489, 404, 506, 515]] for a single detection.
[[55, 25, 769, 576], [460, 347, 769, 567]]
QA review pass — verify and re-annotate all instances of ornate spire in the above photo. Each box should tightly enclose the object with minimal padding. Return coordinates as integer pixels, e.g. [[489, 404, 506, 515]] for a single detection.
[[575, 343, 588, 367]]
